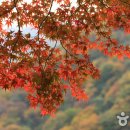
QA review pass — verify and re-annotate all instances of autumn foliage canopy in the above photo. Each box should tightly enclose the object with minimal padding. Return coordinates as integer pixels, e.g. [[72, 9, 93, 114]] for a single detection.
[[0, 0, 130, 115]]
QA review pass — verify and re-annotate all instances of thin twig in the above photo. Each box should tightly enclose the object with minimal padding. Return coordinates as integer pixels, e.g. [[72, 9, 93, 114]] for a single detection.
[[39, 0, 54, 29], [60, 40, 77, 59], [43, 40, 57, 70]]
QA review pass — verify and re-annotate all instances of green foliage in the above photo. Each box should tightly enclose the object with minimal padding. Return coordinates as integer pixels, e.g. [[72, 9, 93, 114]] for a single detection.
[[42, 108, 79, 130]]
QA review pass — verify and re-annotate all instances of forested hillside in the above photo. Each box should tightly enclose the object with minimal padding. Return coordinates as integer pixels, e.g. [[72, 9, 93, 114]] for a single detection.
[[0, 31, 130, 130]]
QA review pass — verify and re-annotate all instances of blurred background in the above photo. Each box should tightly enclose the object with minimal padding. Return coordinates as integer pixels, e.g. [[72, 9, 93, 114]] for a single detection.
[[0, 30, 130, 130]]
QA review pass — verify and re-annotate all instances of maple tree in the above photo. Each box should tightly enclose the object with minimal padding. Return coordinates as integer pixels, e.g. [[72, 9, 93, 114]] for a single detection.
[[0, 0, 130, 116]]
